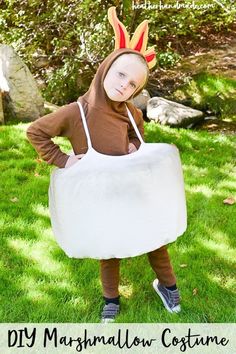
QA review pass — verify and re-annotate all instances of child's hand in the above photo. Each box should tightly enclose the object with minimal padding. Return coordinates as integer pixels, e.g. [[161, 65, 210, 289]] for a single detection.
[[128, 143, 137, 154], [65, 154, 85, 168]]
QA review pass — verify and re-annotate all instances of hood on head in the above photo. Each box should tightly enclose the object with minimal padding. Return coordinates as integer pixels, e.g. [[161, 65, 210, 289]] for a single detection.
[[81, 48, 149, 110], [100, 48, 149, 97]]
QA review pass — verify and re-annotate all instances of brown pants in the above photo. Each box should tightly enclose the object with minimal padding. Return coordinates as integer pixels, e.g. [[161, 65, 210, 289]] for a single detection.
[[100, 245, 176, 298]]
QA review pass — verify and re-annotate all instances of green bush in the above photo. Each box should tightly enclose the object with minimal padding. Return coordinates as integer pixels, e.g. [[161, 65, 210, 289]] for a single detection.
[[157, 50, 181, 68], [0, 0, 235, 105]]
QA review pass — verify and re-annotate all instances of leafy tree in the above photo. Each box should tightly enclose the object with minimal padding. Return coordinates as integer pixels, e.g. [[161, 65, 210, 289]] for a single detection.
[[0, 0, 235, 104]]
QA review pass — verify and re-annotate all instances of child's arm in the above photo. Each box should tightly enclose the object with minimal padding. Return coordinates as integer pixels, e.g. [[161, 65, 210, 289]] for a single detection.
[[26, 102, 78, 168]]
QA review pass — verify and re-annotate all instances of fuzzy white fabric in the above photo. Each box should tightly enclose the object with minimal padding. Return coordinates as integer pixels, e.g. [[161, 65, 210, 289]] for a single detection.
[[48, 102, 187, 259]]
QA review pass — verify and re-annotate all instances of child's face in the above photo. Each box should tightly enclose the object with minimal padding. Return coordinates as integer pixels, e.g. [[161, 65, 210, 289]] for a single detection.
[[103, 54, 147, 102]]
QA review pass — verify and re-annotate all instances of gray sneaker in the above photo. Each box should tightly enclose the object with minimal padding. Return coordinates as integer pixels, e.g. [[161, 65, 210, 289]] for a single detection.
[[153, 279, 181, 313], [101, 303, 120, 323]]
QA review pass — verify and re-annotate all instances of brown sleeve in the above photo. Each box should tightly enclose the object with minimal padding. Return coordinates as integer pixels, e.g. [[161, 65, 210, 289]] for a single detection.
[[128, 106, 145, 149], [26, 102, 78, 168]]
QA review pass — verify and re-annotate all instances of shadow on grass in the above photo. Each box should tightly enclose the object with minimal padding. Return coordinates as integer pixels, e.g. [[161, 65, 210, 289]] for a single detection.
[[173, 72, 236, 117], [118, 185, 236, 323], [0, 123, 235, 323]]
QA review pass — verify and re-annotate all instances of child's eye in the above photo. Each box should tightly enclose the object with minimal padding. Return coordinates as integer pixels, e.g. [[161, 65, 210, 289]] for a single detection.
[[118, 72, 136, 88]]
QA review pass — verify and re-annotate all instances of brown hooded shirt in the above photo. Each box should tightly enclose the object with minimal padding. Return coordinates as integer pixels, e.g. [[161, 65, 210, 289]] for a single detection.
[[26, 48, 147, 168]]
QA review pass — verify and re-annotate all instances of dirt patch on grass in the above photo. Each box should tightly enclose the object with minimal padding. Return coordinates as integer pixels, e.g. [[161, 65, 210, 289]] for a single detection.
[[149, 22, 236, 97], [194, 118, 236, 135]]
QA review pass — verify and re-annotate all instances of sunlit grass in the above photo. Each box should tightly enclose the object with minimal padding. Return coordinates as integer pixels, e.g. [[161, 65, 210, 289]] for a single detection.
[[0, 121, 235, 323], [173, 72, 236, 119]]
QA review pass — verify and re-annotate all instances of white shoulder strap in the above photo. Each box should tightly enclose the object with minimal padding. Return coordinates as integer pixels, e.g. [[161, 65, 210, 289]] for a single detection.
[[77, 100, 144, 148], [125, 105, 145, 145], [76, 100, 92, 149]]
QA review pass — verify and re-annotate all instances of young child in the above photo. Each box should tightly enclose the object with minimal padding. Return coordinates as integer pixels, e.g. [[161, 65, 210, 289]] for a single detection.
[[26, 8, 182, 323]]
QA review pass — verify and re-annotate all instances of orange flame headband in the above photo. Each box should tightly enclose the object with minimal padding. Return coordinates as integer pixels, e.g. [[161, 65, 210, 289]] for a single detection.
[[108, 7, 156, 70]]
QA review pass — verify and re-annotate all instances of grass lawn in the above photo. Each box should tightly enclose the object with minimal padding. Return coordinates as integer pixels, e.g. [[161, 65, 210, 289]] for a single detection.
[[173, 73, 236, 120], [0, 121, 235, 323]]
